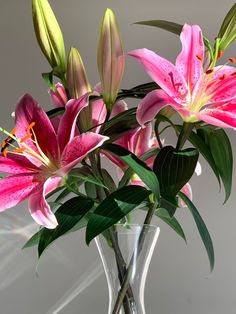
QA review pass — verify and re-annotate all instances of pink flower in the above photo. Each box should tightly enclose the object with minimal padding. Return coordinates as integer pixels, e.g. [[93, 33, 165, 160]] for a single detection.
[[49, 83, 68, 108], [129, 24, 236, 128], [0, 94, 108, 229], [105, 123, 156, 174], [105, 118, 201, 205], [49, 82, 127, 133]]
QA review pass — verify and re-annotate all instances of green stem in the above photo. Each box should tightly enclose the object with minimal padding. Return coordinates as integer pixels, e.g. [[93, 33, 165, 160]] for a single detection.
[[112, 201, 157, 314], [89, 152, 135, 313], [176, 122, 194, 151]]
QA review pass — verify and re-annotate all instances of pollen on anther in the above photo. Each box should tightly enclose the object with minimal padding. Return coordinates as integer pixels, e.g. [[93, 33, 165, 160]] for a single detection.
[[228, 58, 236, 63], [26, 122, 36, 131], [20, 133, 32, 143], [217, 50, 223, 60], [206, 69, 214, 74], [220, 74, 227, 80], [1, 141, 6, 149], [3, 147, 8, 157], [10, 128, 16, 135], [196, 54, 203, 61]]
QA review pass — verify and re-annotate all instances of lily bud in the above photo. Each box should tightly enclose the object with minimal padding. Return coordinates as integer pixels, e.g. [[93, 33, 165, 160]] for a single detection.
[[32, 0, 66, 73], [218, 3, 236, 52], [49, 83, 68, 107], [67, 47, 91, 99], [97, 8, 125, 112]]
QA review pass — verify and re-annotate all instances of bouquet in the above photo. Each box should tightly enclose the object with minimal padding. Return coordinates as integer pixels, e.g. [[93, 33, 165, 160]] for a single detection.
[[0, 1, 236, 313]]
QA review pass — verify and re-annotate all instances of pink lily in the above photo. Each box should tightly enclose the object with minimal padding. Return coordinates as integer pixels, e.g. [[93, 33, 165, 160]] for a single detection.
[[49, 83, 68, 108], [0, 94, 108, 229], [129, 24, 236, 128], [105, 120, 201, 205], [49, 83, 127, 133], [105, 123, 156, 174]]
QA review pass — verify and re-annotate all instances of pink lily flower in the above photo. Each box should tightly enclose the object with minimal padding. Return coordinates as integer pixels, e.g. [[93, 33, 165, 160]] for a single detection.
[[129, 24, 236, 128], [0, 94, 108, 229], [49, 82, 127, 133], [49, 83, 68, 108], [105, 123, 156, 175], [105, 119, 201, 205]]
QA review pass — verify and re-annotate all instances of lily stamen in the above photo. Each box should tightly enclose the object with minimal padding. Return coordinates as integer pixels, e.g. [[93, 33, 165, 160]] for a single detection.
[[12, 147, 26, 154], [20, 133, 32, 143], [26, 122, 36, 131], [3, 147, 8, 157]]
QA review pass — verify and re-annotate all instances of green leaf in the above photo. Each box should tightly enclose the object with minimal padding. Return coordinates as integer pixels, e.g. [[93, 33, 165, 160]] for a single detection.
[[118, 148, 160, 189], [55, 188, 71, 203], [135, 19, 183, 35], [134, 20, 211, 48], [69, 167, 107, 189], [46, 107, 65, 119], [86, 185, 151, 244], [153, 146, 199, 202], [184, 127, 220, 186], [101, 169, 117, 192], [38, 196, 94, 257], [197, 126, 233, 203], [103, 108, 139, 141], [159, 196, 178, 217], [104, 143, 160, 200], [155, 208, 186, 242], [22, 229, 42, 249], [218, 3, 236, 51], [84, 181, 98, 199], [178, 192, 214, 271], [42, 71, 53, 88]]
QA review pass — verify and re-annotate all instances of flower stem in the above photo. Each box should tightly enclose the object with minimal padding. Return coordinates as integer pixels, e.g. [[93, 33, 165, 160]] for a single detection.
[[176, 122, 194, 151], [112, 201, 157, 314], [89, 152, 136, 313]]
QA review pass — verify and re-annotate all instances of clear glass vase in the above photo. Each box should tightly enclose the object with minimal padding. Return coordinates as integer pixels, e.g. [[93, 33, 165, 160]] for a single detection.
[[95, 224, 160, 314]]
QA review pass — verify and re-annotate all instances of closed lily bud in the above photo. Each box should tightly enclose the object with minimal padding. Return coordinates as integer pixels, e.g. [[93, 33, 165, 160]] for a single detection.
[[67, 47, 91, 99], [97, 8, 125, 112], [49, 83, 68, 107], [218, 3, 236, 51], [32, 0, 66, 73]]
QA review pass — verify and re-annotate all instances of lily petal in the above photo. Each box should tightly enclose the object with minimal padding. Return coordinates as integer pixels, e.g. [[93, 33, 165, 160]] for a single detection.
[[207, 75, 236, 103], [29, 177, 61, 229], [0, 154, 38, 174], [197, 102, 236, 128], [180, 183, 193, 207], [132, 123, 153, 157], [57, 93, 91, 152], [176, 24, 204, 90], [60, 132, 109, 173], [91, 99, 107, 132], [0, 174, 40, 212], [110, 100, 128, 118], [128, 48, 188, 100], [195, 161, 202, 176], [136, 89, 187, 126], [15, 94, 59, 165]]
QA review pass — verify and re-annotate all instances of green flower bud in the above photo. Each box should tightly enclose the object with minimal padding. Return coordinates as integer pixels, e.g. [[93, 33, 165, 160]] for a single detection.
[[97, 8, 125, 112], [67, 47, 91, 99], [32, 0, 66, 73]]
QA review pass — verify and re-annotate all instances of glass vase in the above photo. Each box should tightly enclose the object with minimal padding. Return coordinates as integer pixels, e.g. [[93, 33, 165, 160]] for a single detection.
[[95, 224, 160, 314]]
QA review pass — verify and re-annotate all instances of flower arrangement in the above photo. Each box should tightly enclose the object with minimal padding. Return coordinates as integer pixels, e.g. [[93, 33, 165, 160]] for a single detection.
[[0, 0, 236, 313]]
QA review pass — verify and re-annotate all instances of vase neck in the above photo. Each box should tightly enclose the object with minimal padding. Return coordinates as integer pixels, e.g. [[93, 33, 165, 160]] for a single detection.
[[95, 224, 160, 314]]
